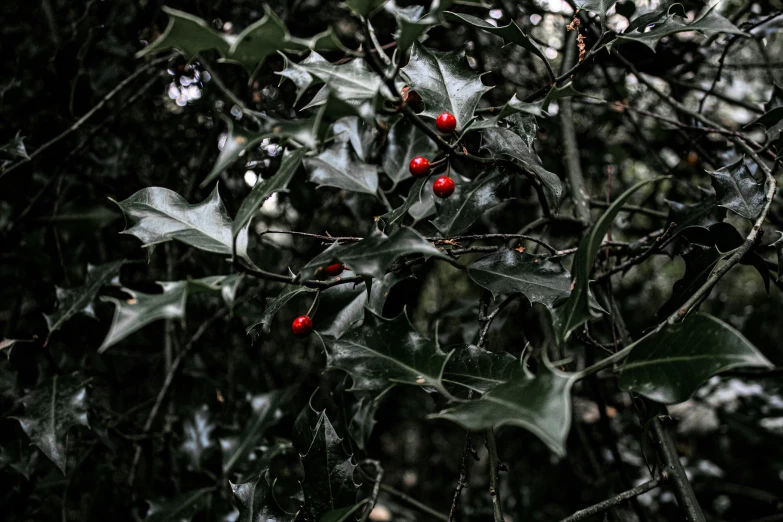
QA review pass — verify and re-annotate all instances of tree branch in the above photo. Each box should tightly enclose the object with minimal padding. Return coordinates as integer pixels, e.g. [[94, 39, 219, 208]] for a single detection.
[[558, 477, 663, 522]]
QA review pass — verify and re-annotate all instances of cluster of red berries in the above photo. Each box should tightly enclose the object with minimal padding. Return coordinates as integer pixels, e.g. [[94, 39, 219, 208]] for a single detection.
[[407, 112, 457, 199]]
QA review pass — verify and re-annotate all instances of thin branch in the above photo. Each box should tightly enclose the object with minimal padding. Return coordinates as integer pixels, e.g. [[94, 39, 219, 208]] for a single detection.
[[477, 295, 518, 349], [1, 54, 172, 179], [595, 223, 675, 282], [589, 200, 668, 219], [558, 477, 663, 522], [485, 428, 504, 522], [447, 426, 473, 522], [358, 460, 384, 522], [379, 484, 449, 522], [651, 418, 705, 522]]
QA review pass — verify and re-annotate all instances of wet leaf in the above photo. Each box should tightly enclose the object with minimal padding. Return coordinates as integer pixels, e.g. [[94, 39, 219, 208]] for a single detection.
[[552, 178, 664, 345], [709, 157, 765, 221], [300, 227, 450, 280], [402, 41, 492, 131], [232, 470, 297, 522], [115, 186, 254, 264], [387, 3, 435, 54], [233, 148, 306, 236], [324, 310, 452, 392], [432, 170, 511, 235], [43, 260, 124, 336], [436, 365, 573, 456], [301, 413, 359, 520], [443, 344, 521, 393], [99, 276, 240, 352], [608, 5, 747, 52], [304, 140, 379, 195], [378, 177, 430, 232], [444, 12, 551, 70], [619, 313, 772, 403], [12, 374, 90, 473], [468, 248, 571, 308]]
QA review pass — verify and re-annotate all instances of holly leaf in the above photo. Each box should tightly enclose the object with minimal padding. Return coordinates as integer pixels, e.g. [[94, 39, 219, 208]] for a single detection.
[[345, 0, 388, 16], [468, 248, 571, 308], [99, 276, 240, 352], [746, 83, 783, 149], [43, 260, 124, 337], [136, 7, 231, 61], [0, 132, 29, 160], [12, 374, 90, 473], [317, 278, 369, 338], [382, 118, 438, 187], [541, 81, 586, 112], [436, 365, 573, 456], [222, 390, 286, 475], [347, 395, 380, 450], [234, 148, 306, 237], [443, 344, 521, 393], [619, 313, 772, 403], [232, 470, 298, 522], [480, 117, 564, 210], [402, 41, 492, 131], [576, 0, 618, 23], [300, 227, 450, 280], [115, 185, 254, 264], [378, 177, 429, 232], [298, 54, 385, 111], [657, 242, 724, 321], [709, 157, 765, 221], [145, 488, 213, 522], [247, 285, 318, 336], [304, 140, 379, 195], [277, 53, 317, 105], [301, 413, 359, 520], [181, 405, 216, 471], [387, 2, 435, 54], [366, 272, 412, 316], [432, 170, 511, 235], [324, 309, 453, 392], [470, 94, 546, 130], [608, 5, 747, 52], [444, 12, 551, 71], [665, 195, 725, 237], [552, 178, 664, 345]]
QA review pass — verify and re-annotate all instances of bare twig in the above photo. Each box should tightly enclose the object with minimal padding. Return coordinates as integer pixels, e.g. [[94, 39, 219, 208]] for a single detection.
[[485, 428, 504, 522], [558, 477, 663, 522]]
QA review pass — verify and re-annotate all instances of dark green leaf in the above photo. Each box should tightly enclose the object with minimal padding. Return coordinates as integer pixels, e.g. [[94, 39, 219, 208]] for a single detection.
[[608, 5, 747, 52], [443, 344, 521, 393], [202, 117, 267, 188], [232, 470, 297, 522], [747, 84, 783, 147], [444, 12, 551, 70], [324, 310, 452, 392], [709, 157, 765, 220], [347, 395, 380, 450], [304, 140, 379, 195], [387, 3, 435, 54], [657, 243, 724, 321], [300, 227, 450, 280], [136, 7, 231, 60], [99, 276, 240, 352], [624, 4, 685, 34], [12, 374, 90, 473], [436, 364, 573, 456], [222, 390, 285, 474], [43, 260, 124, 336], [378, 177, 429, 232], [382, 118, 438, 186], [333, 117, 374, 162], [432, 170, 511, 235], [145, 488, 213, 522], [317, 278, 368, 338], [298, 55, 384, 111], [402, 42, 492, 131], [468, 248, 571, 308], [345, 0, 388, 16], [552, 178, 664, 345], [301, 413, 359, 520], [181, 405, 215, 471], [115, 185, 254, 264], [619, 313, 772, 403], [665, 194, 725, 236], [576, 0, 618, 22], [366, 272, 412, 316], [0, 132, 29, 160], [470, 94, 546, 130], [277, 53, 317, 106], [541, 81, 586, 111], [234, 148, 306, 236], [248, 285, 318, 335]]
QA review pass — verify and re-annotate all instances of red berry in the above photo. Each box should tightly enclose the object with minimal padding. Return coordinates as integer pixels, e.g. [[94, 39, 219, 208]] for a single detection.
[[408, 156, 430, 178], [324, 263, 344, 276], [291, 316, 313, 338], [433, 176, 455, 198], [436, 112, 457, 134]]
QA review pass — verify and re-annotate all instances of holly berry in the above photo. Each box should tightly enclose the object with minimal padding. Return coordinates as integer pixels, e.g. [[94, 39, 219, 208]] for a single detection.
[[433, 176, 455, 198], [436, 112, 457, 134], [291, 316, 313, 338], [409, 156, 430, 178], [324, 263, 344, 276]]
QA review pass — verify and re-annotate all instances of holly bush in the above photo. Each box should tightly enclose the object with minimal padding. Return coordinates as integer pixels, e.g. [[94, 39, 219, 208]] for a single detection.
[[2, 0, 783, 521]]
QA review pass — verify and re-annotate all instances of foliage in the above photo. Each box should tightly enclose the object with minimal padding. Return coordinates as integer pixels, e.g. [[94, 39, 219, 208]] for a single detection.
[[1, 1, 782, 521]]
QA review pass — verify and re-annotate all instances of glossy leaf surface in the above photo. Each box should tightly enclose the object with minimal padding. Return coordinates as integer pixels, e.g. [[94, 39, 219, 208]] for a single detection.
[[709, 157, 765, 220], [432, 170, 510, 235], [443, 344, 521, 393]]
